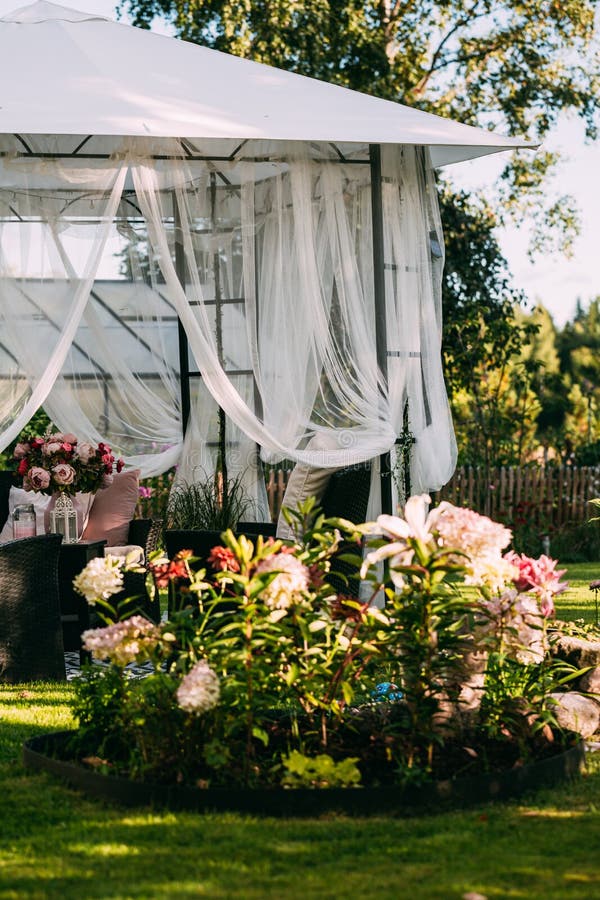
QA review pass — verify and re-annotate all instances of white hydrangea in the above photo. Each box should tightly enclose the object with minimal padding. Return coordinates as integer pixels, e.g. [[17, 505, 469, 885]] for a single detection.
[[176, 660, 221, 714], [73, 554, 124, 606], [82, 616, 161, 667], [255, 552, 310, 610]]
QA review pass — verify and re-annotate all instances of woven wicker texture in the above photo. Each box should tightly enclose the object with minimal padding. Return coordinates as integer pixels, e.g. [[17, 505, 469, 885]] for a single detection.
[[111, 518, 163, 623], [0, 533, 65, 682], [320, 464, 372, 598]]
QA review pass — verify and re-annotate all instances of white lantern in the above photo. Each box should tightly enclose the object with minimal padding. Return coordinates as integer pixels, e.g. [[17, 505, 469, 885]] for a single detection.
[[49, 493, 78, 544]]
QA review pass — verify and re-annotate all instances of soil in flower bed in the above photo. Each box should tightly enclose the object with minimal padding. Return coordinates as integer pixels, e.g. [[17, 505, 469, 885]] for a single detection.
[[44, 701, 579, 790]]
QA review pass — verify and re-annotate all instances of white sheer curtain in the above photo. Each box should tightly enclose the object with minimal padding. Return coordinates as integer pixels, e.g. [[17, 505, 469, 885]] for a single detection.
[[381, 145, 457, 493], [0, 138, 457, 507], [0, 153, 183, 476], [0, 155, 127, 446]]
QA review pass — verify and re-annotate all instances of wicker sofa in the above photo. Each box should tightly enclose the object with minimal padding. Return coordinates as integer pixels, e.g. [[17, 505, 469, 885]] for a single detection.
[[0, 471, 161, 634], [0, 533, 65, 682]]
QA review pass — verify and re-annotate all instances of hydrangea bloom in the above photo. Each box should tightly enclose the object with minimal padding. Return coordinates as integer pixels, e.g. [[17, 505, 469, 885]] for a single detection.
[[255, 552, 310, 609], [82, 616, 161, 666], [73, 555, 124, 605], [432, 503, 516, 592], [176, 660, 221, 714]]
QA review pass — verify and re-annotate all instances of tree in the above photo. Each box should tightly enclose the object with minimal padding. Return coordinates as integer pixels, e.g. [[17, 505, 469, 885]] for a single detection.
[[439, 187, 540, 466], [121, 0, 600, 252], [120, 0, 598, 466]]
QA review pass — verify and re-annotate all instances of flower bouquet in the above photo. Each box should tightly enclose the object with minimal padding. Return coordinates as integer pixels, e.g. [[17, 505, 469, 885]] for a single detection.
[[14, 432, 124, 495]]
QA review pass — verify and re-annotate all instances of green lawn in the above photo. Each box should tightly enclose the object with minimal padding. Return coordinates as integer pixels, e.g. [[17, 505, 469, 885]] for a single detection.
[[0, 683, 599, 900], [556, 563, 600, 626]]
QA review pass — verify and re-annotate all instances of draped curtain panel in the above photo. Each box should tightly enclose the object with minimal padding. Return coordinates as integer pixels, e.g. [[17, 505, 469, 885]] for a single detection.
[[0, 137, 457, 501]]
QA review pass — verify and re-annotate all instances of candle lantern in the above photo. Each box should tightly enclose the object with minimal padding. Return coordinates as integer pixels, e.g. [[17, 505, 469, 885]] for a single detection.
[[49, 493, 78, 544]]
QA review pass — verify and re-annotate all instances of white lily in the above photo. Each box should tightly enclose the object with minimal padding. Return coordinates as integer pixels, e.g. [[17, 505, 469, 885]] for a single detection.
[[374, 494, 436, 544]]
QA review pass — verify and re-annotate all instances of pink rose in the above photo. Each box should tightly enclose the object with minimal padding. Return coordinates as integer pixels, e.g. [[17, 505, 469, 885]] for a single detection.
[[62, 433, 77, 444], [31, 437, 45, 449], [28, 466, 51, 491], [52, 463, 76, 486], [13, 442, 31, 459], [61, 442, 73, 454]]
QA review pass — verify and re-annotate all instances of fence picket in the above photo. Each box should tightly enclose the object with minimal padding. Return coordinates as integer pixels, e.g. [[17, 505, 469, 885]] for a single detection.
[[265, 464, 600, 526]]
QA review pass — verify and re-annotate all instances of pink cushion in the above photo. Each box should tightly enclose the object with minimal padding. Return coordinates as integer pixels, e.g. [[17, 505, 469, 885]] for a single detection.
[[81, 469, 140, 545]]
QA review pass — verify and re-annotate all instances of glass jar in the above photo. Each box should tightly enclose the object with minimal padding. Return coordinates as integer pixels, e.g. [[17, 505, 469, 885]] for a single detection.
[[13, 503, 37, 539]]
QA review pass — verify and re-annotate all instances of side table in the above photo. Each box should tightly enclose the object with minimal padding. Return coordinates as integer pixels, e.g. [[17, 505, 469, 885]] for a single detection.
[[58, 540, 106, 665]]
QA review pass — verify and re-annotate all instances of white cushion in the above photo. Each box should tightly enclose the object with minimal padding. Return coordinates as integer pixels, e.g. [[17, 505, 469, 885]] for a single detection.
[[276, 435, 341, 541], [0, 487, 51, 542], [104, 544, 145, 565]]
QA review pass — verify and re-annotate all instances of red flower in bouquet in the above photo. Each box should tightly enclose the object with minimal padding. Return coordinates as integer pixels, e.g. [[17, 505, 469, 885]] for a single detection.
[[14, 432, 124, 496]]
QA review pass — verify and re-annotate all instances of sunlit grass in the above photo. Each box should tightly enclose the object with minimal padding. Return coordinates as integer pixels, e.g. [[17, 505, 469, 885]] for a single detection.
[[0, 684, 599, 899], [556, 562, 600, 626]]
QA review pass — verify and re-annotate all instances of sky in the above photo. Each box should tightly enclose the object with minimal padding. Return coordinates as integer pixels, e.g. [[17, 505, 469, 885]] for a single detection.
[[1, 0, 598, 328]]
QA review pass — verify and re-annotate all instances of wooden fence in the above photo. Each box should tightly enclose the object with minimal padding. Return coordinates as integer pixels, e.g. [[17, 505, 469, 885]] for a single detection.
[[433, 465, 600, 529], [266, 465, 600, 529], [265, 468, 293, 522]]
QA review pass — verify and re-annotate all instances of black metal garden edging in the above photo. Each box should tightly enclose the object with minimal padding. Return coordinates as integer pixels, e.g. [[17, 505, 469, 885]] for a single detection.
[[23, 732, 585, 818]]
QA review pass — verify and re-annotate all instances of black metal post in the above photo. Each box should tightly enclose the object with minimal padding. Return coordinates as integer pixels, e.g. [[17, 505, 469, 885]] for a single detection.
[[173, 192, 191, 434], [370, 143, 393, 516]]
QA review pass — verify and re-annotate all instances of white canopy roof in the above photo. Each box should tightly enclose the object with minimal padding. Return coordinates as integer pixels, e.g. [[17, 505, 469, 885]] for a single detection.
[[0, 0, 536, 167]]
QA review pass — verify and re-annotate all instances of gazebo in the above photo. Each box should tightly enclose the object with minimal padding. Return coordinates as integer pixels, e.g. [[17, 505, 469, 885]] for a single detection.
[[0, 1, 534, 519]]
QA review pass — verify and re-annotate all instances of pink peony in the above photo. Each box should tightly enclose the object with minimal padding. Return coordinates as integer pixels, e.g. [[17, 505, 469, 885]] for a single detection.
[[13, 442, 30, 459], [75, 442, 95, 463], [28, 466, 51, 491], [52, 463, 76, 486], [42, 441, 63, 456], [62, 433, 78, 444]]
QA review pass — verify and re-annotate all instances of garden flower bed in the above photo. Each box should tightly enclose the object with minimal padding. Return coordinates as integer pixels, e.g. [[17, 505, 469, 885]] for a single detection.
[[26, 496, 598, 811]]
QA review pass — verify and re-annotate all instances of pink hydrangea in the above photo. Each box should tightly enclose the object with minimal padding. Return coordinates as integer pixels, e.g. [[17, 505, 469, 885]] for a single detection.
[[430, 502, 515, 592], [432, 502, 512, 559]]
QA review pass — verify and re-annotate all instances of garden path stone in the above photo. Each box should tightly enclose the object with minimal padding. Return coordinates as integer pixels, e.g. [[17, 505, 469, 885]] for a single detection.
[[548, 691, 600, 739], [552, 634, 600, 694]]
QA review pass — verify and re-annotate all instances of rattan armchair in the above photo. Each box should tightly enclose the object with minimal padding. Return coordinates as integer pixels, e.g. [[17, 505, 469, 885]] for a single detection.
[[0, 533, 65, 682]]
